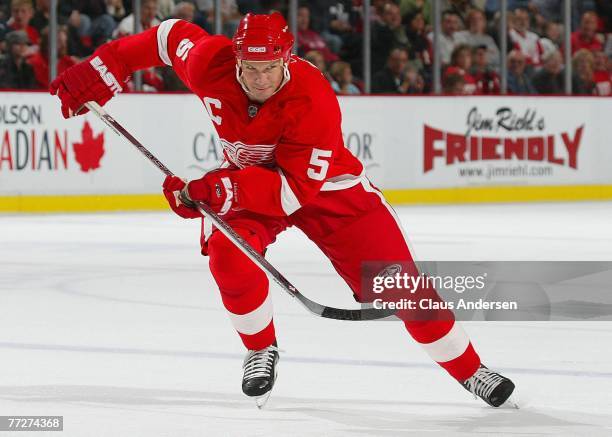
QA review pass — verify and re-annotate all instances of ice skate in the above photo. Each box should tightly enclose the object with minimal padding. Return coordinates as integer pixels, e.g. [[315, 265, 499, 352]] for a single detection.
[[461, 364, 517, 408], [242, 343, 279, 409]]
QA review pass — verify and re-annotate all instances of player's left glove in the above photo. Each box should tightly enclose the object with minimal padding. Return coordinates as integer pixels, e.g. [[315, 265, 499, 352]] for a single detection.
[[183, 169, 237, 216], [50, 45, 129, 119]]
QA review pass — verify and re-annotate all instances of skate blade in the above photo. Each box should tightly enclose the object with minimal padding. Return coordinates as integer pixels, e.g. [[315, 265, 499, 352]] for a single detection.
[[499, 394, 520, 409], [254, 392, 271, 409]]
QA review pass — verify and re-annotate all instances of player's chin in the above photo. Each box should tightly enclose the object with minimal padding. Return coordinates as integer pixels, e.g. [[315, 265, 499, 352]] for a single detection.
[[253, 89, 273, 102]]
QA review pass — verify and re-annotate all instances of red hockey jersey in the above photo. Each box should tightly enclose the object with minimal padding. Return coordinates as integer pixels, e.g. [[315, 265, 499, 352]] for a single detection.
[[107, 19, 364, 216]]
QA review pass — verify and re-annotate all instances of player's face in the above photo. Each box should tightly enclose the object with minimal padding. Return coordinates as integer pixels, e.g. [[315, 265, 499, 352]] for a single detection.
[[240, 59, 284, 103]]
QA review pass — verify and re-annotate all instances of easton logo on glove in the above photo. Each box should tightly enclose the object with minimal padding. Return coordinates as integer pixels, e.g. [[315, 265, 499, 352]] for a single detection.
[[90, 56, 123, 95]]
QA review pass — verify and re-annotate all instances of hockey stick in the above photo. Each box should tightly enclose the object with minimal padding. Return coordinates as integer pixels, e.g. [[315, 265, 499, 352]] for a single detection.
[[84, 101, 395, 321]]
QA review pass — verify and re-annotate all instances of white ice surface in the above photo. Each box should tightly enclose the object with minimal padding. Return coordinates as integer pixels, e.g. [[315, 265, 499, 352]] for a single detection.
[[1, 202, 612, 436]]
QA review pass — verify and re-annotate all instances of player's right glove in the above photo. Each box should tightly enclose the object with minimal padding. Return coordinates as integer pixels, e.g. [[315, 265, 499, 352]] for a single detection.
[[162, 176, 203, 219], [50, 45, 129, 119], [183, 169, 237, 216]]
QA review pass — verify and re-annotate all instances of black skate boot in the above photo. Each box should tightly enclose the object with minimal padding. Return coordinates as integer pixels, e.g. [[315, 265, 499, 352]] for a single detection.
[[461, 364, 517, 408], [242, 342, 279, 408]]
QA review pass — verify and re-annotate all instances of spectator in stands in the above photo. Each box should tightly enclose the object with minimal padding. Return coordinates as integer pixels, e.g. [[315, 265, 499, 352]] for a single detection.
[[506, 48, 536, 94], [106, 0, 127, 26], [530, 0, 563, 26], [455, 8, 500, 69], [532, 49, 564, 94], [0, 30, 37, 88], [442, 0, 477, 27], [6, 0, 39, 45], [372, 2, 411, 73], [304, 49, 333, 83], [473, 1, 492, 12], [572, 48, 596, 94], [114, 0, 160, 38], [371, 0, 389, 25], [69, 0, 118, 49], [509, 7, 544, 66], [400, 0, 431, 27], [571, 1, 599, 30], [444, 43, 477, 94], [27, 25, 76, 89], [297, 5, 338, 63], [483, 0, 499, 20], [427, 10, 461, 65], [570, 11, 604, 55], [29, 0, 50, 35], [404, 10, 432, 69], [372, 47, 423, 93], [539, 21, 562, 59], [196, 0, 241, 37], [309, 0, 357, 52], [126, 67, 165, 92], [157, 0, 176, 21], [112, 0, 165, 91], [161, 2, 194, 93], [442, 72, 466, 94], [592, 50, 611, 95], [484, 0, 531, 20], [405, 64, 426, 93], [329, 61, 361, 95], [471, 44, 499, 93], [27, 0, 94, 57], [172, 2, 195, 22]]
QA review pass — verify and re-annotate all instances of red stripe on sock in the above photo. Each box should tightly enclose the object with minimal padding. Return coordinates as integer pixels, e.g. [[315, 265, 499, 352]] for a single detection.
[[238, 320, 276, 350], [437, 342, 481, 381]]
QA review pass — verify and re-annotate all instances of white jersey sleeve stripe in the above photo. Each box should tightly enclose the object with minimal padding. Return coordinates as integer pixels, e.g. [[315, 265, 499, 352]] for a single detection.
[[278, 169, 301, 215], [227, 293, 273, 336], [157, 19, 180, 66], [321, 171, 365, 191]]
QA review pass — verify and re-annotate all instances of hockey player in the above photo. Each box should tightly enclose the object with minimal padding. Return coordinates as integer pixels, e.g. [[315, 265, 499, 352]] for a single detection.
[[50, 13, 515, 408]]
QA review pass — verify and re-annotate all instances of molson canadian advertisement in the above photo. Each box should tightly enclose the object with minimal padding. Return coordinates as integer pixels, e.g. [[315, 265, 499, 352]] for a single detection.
[[0, 92, 206, 200]]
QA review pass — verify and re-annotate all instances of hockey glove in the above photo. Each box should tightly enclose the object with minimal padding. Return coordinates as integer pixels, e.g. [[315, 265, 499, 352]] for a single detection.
[[184, 169, 237, 216], [162, 176, 202, 219], [50, 45, 129, 119]]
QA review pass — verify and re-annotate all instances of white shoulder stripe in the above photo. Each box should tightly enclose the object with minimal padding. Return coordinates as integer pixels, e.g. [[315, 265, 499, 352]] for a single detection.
[[157, 19, 180, 66], [278, 169, 301, 215]]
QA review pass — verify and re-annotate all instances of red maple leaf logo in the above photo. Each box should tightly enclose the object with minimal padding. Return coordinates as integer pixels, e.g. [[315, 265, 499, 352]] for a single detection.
[[73, 121, 105, 172]]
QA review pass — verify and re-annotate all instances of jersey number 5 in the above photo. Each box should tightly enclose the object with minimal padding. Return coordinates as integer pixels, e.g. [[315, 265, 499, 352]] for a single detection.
[[307, 148, 332, 181], [176, 39, 194, 61]]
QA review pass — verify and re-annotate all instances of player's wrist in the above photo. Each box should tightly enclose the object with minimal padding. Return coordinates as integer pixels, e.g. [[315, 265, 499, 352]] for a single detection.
[[87, 44, 130, 93], [178, 184, 197, 208]]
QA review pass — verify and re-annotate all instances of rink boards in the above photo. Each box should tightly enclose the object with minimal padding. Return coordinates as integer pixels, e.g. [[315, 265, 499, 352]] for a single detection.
[[1, 92, 611, 212]]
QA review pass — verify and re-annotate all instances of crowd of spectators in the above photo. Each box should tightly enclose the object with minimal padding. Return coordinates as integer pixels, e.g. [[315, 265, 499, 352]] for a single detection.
[[0, 0, 611, 95]]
